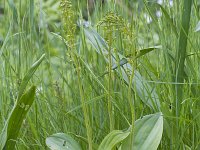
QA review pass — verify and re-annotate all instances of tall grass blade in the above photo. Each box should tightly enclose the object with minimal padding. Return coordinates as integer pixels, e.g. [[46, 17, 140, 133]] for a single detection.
[[18, 54, 45, 99], [0, 25, 12, 57], [174, 0, 192, 117], [156, 3, 178, 37], [7, 0, 18, 24]]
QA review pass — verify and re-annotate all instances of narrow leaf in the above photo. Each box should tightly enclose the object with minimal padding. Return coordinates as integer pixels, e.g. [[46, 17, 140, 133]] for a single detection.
[[156, 3, 178, 37], [84, 26, 108, 55], [7, 0, 18, 24], [134, 71, 161, 111], [175, 0, 192, 117], [112, 46, 160, 71], [0, 86, 36, 149], [18, 54, 45, 99], [136, 47, 160, 58]]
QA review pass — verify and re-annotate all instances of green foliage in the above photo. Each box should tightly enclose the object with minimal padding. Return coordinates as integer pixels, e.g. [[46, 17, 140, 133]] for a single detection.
[[0, 86, 36, 150], [46, 113, 163, 150], [121, 113, 163, 150], [18, 54, 45, 99], [98, 129, 130, 150], [174, 0, 193, 116], [0, 0, 200, 149], [0, 54, 45, 149], [60, 0, 77, 48], [46, 133, 82, 150], [84, 26, 161, 112]]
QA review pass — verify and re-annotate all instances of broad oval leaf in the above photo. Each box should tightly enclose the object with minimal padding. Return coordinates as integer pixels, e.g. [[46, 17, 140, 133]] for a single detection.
[[121, 112, 163, 150], [46, 133, 82, 150], [98, 129, 130, 150]]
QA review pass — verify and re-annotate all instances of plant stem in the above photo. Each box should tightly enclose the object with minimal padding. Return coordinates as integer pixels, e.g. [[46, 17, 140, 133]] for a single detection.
[[73, 54, 93, 150], [108, 27, 114, 131], [174, 0, 192, 147], [175, 0, 192, 118], [128, 67, 135, 150]]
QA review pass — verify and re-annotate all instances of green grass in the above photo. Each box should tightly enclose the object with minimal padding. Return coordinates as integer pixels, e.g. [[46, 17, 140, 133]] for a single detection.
[[0, 0, 200, 149]]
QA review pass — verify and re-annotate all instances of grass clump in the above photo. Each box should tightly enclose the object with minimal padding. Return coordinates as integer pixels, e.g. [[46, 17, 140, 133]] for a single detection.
[[0, 0, 200, 149]]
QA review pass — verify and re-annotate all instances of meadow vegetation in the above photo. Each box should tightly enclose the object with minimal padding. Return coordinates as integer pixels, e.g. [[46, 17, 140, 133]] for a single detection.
[[0, 0, 200, 149]]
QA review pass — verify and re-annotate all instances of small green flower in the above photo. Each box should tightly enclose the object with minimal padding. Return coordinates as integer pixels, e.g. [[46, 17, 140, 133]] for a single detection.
[[60, 0, 77, 49]]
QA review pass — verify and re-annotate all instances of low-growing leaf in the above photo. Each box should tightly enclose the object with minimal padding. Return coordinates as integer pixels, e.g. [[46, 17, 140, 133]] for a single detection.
[[98, 129, 130, 150], [46, 133, 82, 150], [121, 112, 163, 150], [0, 54, 45, 149], [0, 86, 36, 149]]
